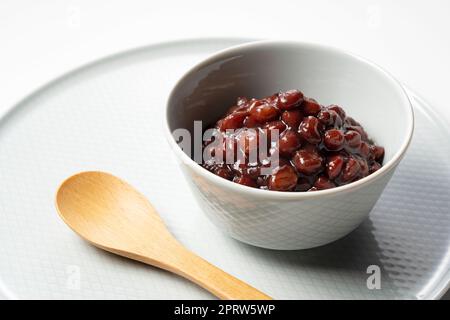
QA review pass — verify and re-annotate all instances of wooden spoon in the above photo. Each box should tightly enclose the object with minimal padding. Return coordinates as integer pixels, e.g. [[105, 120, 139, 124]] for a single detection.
[[55, 171, 271, 300]]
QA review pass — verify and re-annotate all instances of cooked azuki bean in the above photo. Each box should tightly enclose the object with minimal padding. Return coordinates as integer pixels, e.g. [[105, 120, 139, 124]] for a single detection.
[[323, 129, 345, 151], [327, 105, 346, 119], [299, 116, 322, 144], [301, 97, 321, 116], [317, 109, 342, 128], [214, 165, 234, 180], [202, 89, 384, 191], [249, 102, 279, 123], [263, 120, 287, 136], [340, 157, 361, 183], [234, 175, 257, 187], [243, 115, 259, 128], [268, 164, 298, 191], [312, 175, 336, 190], [371, 145, 385, 162], [346, 125, 369, 141], [281, 110, 303, 129], [278, 130, 301, 156], [218, 111, 247, 130], [345, 116, 359, 126], [293, 149, 323, 175], [226, 100, 249, 115], [358, 141, 370, 158], [277, 89, 303, 110], [344, 130, 362, 149], [358, 158, 369, 178], [245, 166, 261, 179], [326, 154, 344, 180], [370, 162, 382, 173]]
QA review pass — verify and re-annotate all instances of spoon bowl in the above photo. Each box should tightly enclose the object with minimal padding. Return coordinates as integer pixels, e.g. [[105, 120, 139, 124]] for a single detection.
[[56, 171, 271, 300]]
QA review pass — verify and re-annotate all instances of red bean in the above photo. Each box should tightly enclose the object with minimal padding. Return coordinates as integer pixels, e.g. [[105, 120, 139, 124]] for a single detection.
[[244, 165, 261, 179], [344, 130, 362, 149], [263, 120, 287, 134], [268, 165, 298, 191], [358, 158, 369, 178], [281, 110, 303, 129], [327, 105, 346, 119], [278, 130, 301, 156], [243, 115, 259, 128], [265, 94, 279, 103], [344, 116, 359, 126], [249, 102, 279, 123], [293, 149, 323, 175], [301, 98, 321, 116], [323, 129, 345, 151], [262, 120, 287, 141], [317, 109, 342, 128], [370, 162, 382, 173], [277, 89, 303, 110], [219, 111, 247, 130], [371, 145, 385, 162], [202, 89, 384, 191], [346, 125, 369, 141], [299, 116, 322, 144], [234, 175, 257, 188], [214, 165, 234, 180], [326, 154, 344, 180], [340, 157, 361, 183], [358, 141, 370, 158], [313, 176, 336, 190]]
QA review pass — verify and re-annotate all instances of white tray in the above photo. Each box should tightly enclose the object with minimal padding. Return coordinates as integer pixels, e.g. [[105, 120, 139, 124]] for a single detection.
[[0, 38, 449, 300]]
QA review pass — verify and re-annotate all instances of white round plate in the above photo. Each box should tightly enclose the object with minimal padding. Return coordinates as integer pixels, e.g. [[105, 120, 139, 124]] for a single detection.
[[0, 38, 449, 300]]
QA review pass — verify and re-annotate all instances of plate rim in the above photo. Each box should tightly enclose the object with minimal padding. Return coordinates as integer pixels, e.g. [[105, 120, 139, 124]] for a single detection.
[[401, 88, 450, 300]]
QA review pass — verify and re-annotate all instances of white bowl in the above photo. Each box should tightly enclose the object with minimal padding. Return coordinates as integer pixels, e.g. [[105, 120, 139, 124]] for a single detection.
[[165, 40, 414, 250]]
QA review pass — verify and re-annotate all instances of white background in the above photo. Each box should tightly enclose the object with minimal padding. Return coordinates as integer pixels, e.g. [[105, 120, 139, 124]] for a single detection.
[[1, 0, 449, 299]]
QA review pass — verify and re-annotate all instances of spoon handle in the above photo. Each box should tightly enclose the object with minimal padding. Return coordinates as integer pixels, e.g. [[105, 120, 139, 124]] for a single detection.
[[163, 246, 272, 300], [133, 243, 272, 300], [112, 241, 272, 299]]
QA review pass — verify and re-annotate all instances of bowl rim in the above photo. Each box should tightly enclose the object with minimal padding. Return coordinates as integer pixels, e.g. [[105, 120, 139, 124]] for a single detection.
[[165, 39, 415, 200]]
